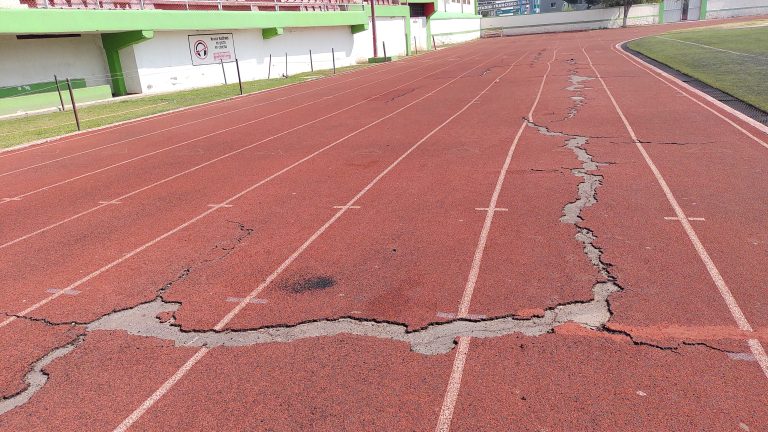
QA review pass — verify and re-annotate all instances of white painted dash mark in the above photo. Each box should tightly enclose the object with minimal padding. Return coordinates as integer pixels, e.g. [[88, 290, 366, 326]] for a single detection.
[[208, 204, 233, 208], [224, 297, 268, 304], [333, 205, 361, 209], [664, 216, 705, 221], [45, 288, 81, 296]]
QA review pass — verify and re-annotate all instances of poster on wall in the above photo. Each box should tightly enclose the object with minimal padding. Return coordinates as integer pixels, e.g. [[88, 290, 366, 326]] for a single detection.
[[188, 33, 236, 66]]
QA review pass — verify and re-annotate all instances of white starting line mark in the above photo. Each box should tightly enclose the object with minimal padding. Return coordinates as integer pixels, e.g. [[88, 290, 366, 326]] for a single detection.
[[436, 312, 487, 320], [1, 197, 21, 203], [98, 200, 123, 205], [664, 216, 705, 221], [333, 205, 361, 209], [208, 204, 233, 208], [475, 207, 508, 212], [225, 297, 268, 304], [45, 288, 80, 296]]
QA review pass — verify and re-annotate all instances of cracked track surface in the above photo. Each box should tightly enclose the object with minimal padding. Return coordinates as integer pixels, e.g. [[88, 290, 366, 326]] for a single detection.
[[3, 19, 768, 431]]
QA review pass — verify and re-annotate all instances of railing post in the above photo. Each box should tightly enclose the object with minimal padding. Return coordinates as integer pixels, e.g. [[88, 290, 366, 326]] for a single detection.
[[284, 52, 288, 78], [309, 49, 313, 72], [332, 47, 336, 74], [268, 54, 272, 79], [54, 74, 66, 112], [139, 0, 144, 8], [221, 59, 227, 85], [66, 78, 81, 131], [218, 0, 222, 9], [382, 41, 387, 59], [413, 36, 417, 54], [235, 58, 243, 95]]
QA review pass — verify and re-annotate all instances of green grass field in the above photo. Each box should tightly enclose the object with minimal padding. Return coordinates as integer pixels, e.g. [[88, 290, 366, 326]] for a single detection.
[[628, 21, 768, 112], [0, 65, 367, 150]]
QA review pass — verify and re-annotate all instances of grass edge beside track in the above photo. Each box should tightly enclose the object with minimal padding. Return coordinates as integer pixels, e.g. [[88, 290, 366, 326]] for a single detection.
[[627, 25, 768, 113], [0, 65, 372, 151]]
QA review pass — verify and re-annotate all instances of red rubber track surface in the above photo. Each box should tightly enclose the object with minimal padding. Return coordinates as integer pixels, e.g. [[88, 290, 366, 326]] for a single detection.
[[2, 18, 768, 431]]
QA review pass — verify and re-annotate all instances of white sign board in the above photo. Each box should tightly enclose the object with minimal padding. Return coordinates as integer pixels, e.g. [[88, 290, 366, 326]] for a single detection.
[[188, 33, 235, 66]]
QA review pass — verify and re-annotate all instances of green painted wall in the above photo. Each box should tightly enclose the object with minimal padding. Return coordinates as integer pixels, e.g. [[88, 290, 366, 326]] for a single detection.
[[0, 84, 112, 116], [102, 30, 154, 96]]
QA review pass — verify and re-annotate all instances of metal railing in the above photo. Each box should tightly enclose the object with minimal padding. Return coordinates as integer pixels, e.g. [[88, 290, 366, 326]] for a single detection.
[[21, 0, 404, 11]]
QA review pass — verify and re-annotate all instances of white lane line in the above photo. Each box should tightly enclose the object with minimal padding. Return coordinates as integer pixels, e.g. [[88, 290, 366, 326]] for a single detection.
[[654, 36, 768, 59], [113, 347, 211, 432], [664, 216, 705, 221], [332, 205, 361, 209], [474, 207, 508, 212], [613, 41, 768, 148], [0, 59, 444, 202], [45, 288, 80, 296], [584, 46, 768, 379], [99, 200, 123, 205], [0, 50, 435, 161], [0, 49, 501, 329], [224, 297, 268, 304], [207, 204, 233, 209], [436, 48, 558, 432], [113, 49, 530, 432], [0, 54, 473, 251]]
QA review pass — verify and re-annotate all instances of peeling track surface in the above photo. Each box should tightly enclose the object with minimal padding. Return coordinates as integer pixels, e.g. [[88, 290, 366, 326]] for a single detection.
[[3, 18, 768, 431]]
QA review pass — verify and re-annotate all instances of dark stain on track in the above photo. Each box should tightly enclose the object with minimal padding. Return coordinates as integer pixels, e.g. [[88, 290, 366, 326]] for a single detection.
[[282, 275, 337, 294]]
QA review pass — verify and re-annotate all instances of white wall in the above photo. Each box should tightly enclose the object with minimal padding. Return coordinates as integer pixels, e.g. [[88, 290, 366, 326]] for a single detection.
[[121, 18, 406, 94], [439, 0, 474, 14], [481, 4, 660, 35], [706, 0, 768, 19], [352, 16, 408, 61], [0, 34, 110, 88], [432, 18, 481, 45]]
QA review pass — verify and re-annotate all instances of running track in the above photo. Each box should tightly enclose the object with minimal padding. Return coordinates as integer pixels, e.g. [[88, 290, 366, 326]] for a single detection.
[[1, 18, 768, 431]]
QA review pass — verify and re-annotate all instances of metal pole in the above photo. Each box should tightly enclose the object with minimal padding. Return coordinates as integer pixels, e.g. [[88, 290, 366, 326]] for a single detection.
[[139, 0, 144, 8], [54, 74, 66, 112], [267, 54, 272, 79], [370, 0, 378, 57], [332, 48, 336, 74], [284, 52, 288, 78], [235, 58, 243, 95], [413, 36, 417, 54], [65, 78, 80, 131], [432, 35, 437, 50], [309, 49, 313, 72], [382, 41, 387, 59], [220, 59, 227, 85]]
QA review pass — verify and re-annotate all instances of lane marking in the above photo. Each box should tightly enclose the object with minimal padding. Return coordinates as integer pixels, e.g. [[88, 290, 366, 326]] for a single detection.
[[613, 41, 768, 148], [0, 48, 441, 161], [0, 49, 504, 329], [584, 46, 768, 379], [0, 198, 21, 203], [98, 200, 123, 205], [664, 216, 705, 221], [114, 49, 532, 432], [0, 58, 446, 204], [474, 207, 508, 212], [0, 53, 479, 251], [654, 36, 768, 59], [45, 288, 80, 296], [207, 204, 233, 209], [436, 48, 558, 432], [332, 205, 361, 209], [436, 312, 487, 320], [225, 297, 268, 304]]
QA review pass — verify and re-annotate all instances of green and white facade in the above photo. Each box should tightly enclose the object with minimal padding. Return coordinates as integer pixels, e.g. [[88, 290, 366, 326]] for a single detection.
[[0, 0, 480, 104]]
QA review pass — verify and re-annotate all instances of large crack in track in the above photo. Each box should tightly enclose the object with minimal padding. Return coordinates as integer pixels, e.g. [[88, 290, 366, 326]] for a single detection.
[[0, 67, 724, 416]]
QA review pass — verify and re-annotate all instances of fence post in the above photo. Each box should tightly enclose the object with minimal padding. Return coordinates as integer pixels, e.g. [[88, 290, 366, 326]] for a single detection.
[[383, 41, 387, 59], [65, 78, 81, 131], [332, 47, 336, 74], [235, 58, 243, 95], [284, 52, 288, 78], [413, 36, 417, 54], [54, 74, 66, 112], [268, 54, 272, 79], [432, 35, 437, 50], [221, 59, 227, 85], [309, 49, 314, 72]]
